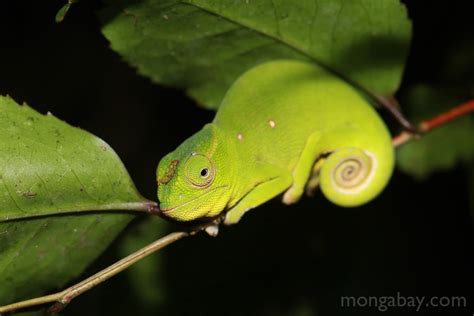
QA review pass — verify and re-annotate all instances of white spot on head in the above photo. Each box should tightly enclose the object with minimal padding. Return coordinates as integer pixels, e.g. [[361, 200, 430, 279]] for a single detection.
[[268, 119, 276, 128], [237, 133, 243, 141]]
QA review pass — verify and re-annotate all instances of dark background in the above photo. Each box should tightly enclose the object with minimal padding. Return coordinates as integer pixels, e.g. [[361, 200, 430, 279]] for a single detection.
[[1, 1, 473, 315]]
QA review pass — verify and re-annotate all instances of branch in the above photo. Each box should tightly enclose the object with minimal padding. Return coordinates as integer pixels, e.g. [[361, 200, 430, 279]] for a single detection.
[[0, 230, 196, 314], [393, 99, 474, 147]]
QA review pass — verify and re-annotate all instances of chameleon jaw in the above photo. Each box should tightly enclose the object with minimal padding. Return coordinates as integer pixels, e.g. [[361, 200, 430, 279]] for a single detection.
[[159, 185, 229, 219]]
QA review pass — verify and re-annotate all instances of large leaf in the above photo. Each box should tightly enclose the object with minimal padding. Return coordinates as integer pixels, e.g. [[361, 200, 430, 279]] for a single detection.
[[101, 0, 411, 109], [0, 96, 153, 304]]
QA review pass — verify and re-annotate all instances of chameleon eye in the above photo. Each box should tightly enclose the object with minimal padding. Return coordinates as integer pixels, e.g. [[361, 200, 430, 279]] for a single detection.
[[200, 168, 209, 177], [184, 153, 215, 188]]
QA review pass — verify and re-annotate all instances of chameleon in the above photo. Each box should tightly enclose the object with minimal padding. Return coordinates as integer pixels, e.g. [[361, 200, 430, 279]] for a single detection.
[[156, 60, 394, 232]]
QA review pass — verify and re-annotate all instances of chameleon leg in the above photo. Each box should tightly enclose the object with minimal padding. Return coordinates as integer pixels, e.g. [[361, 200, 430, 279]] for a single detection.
[[224, 170, 292, 225], [282, 131, 323, 204], [304, 158, 326, 197]]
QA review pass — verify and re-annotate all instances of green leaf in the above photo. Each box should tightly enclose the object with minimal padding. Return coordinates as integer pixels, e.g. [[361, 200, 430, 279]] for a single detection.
[[0, 96, 153, 304], [55, 3, 71, 23], [396, 85, 474, 179], [101, 0, 411, 109]]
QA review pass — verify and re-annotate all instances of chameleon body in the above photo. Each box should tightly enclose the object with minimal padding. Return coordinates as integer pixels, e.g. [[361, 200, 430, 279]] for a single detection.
[[157, 60, 394, 225]]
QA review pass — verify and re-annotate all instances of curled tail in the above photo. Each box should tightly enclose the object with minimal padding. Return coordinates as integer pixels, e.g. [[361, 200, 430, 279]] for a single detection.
[[318, 143, 394, 207]]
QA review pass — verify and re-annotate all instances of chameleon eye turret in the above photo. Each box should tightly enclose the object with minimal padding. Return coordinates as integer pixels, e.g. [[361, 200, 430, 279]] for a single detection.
[[184, 152, 215, 188]]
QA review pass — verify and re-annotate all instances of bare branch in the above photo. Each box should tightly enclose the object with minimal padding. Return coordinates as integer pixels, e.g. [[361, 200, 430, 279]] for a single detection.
[[0, 230, 192, 314], [393, 99, 474, 147]]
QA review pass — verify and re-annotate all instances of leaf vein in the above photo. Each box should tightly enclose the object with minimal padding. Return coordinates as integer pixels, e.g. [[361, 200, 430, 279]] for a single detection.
[[0, 171, 26, 215]]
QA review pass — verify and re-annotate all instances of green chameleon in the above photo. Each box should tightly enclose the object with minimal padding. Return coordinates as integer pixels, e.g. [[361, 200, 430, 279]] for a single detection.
[[156, 60, 394, 233]]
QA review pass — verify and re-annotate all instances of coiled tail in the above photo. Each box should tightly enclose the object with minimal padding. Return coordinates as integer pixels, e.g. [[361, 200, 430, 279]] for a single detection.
[[319, 147, 392, 207]]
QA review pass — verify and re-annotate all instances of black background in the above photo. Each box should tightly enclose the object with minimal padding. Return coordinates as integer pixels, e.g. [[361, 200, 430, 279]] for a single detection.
[[1, 1, 473, 315]]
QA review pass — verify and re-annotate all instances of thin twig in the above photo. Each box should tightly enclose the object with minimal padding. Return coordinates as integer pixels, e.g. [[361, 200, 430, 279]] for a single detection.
[[0, 230, 191, 314], [393, 99, 474, 147], [374, 94, 418, 132]]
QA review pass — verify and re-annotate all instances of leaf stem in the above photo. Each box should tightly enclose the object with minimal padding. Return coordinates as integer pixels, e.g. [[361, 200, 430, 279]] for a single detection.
[[0, 201, 159, 223], [393, 99, 474, 147]]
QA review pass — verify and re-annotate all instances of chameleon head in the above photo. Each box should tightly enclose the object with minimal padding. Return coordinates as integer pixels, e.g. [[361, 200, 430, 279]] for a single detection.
[[156, 123, 234, 221]]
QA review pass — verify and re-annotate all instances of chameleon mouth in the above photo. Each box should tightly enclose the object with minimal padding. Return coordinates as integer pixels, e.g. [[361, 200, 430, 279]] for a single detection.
[[159, 185, 229, 216]]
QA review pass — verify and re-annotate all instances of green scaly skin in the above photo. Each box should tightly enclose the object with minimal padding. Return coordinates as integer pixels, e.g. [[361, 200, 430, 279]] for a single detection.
[[156, 60, 394, 225]]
